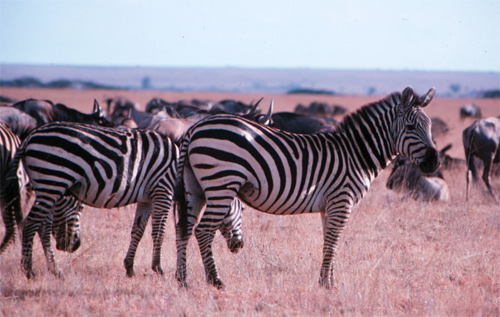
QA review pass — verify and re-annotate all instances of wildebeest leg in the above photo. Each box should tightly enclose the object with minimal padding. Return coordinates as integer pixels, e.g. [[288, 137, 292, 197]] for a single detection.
[[123, 202, 151, 277], [482, 155, 497, 201], [466, 169, 472, 201]]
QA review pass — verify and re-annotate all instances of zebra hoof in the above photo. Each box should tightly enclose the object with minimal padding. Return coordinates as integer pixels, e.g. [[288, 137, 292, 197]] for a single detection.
[[208, 276, 225, 290], [152, 266, 164, 276], [126, 268, 135, 278], [177, 279, 188, 288], [25, 269, 36, 280], [318, 277, 335, 290], [229, 237, 244, 254]]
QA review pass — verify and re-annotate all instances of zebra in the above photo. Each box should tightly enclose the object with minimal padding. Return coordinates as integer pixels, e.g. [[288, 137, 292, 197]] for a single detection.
[[1, 124, 84, 255], [174, 87, 440, 289], [1, 122, 244, 279], [0, 122, 179, 279]]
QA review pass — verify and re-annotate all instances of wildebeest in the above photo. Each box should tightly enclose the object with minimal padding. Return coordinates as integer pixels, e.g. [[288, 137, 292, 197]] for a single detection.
[[0, 106, 38, 139], [431, 117, 449, 138], [253, 100, 337, 133], [438, 144, 466, 170], [460, 103, 482, 119], [294, 101, 347, 117], [386, 155, 450, 202], [11, 98, 112, 127], [463, 117, 500, 200]]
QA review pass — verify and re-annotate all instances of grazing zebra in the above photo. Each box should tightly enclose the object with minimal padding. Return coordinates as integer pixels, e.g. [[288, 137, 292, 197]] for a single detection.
[[175, 87, 440, 289], [1, 123, 179, 279]]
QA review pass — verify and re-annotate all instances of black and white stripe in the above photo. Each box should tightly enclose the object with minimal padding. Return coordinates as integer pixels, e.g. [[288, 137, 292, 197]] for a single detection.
[[175, 87, 439, 289], [0, 123, 23, 253], [1, 124, 83, 256], [2, 122, 179, 279]]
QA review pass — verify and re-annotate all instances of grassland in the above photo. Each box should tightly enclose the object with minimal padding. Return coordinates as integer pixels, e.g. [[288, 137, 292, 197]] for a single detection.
[[0, 87, 499, 315]]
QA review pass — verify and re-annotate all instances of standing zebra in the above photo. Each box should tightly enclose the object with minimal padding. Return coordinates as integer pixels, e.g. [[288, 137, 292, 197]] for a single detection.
[[1, 124, 83, 255], [175, 87, 440, 289], [2, 122, 244, 279], [0, 123, 24, 253], [1, 123, 179, 279]]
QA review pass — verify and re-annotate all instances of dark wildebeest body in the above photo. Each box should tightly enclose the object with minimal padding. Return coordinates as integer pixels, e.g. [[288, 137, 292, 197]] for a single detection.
[[11, 98, 112, 127], [268, 112, 337, 134], [0, 107, 38, 139], [463, 117, 500, 200]]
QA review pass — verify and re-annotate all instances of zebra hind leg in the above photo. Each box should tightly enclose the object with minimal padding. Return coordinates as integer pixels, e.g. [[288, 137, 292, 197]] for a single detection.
[[124, 202, 151, 277], [195, 203, 233, 289], [21, 212, 45, 279], [175, 171, 207, 288], [0, 206, 17, 254], [150, 193, 173, 276]]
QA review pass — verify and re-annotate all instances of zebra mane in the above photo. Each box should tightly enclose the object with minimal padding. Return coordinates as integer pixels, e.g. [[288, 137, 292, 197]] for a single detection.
[[335, 91, 402, 134]]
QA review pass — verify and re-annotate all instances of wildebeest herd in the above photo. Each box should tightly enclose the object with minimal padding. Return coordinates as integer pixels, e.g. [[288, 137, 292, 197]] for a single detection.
[[0, 88, 498, 289]]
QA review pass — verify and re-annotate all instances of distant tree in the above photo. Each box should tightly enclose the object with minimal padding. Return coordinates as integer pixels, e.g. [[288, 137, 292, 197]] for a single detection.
[[142, 76, 152, 89], [450, 83, 461, 94]]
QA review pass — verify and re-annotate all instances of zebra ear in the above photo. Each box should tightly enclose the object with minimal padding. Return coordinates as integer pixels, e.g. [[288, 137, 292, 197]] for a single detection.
[[420, 88, 435, 108], [399, 87, 414, 111]]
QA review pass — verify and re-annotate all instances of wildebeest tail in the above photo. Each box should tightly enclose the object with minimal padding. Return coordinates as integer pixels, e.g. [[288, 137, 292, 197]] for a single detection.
[[463, 127, 479, 182]]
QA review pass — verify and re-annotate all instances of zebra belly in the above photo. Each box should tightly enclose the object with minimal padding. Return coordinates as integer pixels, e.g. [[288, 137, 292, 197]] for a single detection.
[[238, 181, 327, 215], [25, 153, 150, 209]]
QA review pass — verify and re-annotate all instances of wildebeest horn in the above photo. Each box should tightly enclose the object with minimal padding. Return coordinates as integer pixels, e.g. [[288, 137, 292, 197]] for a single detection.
[[93, 99, 102, 114], [247, 97, 264, 116], [258, 99, 274, 125]]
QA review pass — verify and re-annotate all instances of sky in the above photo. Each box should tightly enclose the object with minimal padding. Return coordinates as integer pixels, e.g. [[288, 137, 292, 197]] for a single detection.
[[0, 0, 499, 72]]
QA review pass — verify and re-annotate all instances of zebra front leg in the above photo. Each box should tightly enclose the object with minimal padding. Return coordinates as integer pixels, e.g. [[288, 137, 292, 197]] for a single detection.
[[123, 203, 151, 277], [319, 207, 351, 289]]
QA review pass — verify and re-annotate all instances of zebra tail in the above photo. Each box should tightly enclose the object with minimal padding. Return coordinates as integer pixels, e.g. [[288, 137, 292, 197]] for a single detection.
[[174, 137, 190, 239], [174, 176, 188, 239], [0, 150, 24, 252]]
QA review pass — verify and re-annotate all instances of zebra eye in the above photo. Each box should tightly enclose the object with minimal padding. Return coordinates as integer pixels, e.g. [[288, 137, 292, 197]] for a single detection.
[[406, 123, 416, 131]]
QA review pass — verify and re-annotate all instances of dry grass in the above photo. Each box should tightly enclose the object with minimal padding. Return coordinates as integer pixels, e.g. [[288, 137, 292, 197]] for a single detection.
[[1, 88, 499, 315], [1, 165, 498, 316]]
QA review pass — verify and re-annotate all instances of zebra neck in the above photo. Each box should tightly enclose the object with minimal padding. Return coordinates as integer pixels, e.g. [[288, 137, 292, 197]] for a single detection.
[[335, 102, 397, 179]]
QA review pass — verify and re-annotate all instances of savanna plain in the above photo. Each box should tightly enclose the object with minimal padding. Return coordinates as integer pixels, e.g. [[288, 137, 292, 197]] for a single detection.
[[0, 87, 499, 316]]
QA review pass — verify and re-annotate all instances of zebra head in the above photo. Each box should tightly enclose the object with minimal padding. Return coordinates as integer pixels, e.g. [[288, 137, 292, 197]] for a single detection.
[[53, 197, 83, 253], [394, 87, 440, 174]]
